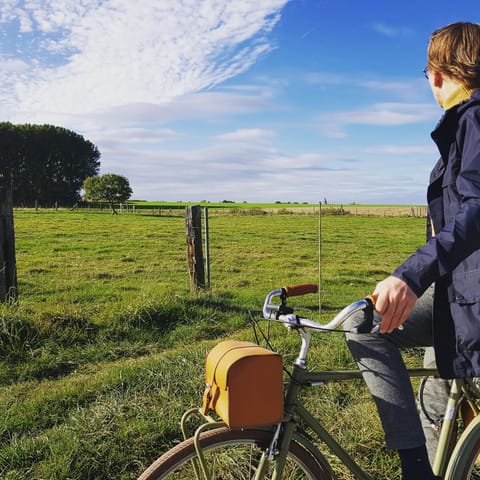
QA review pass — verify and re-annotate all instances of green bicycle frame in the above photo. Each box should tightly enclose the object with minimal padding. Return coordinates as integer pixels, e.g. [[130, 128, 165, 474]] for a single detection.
[[178, 308, 477, 480], [263, 365, 442, 480], [173, 288, 480, 480], [181, 365, 459, 480]]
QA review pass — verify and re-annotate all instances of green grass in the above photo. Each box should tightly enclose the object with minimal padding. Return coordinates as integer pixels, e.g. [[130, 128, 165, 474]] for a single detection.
[[129, 200, 424, 208], [0, 209, 426, 479], [130, 200, 317, 208]]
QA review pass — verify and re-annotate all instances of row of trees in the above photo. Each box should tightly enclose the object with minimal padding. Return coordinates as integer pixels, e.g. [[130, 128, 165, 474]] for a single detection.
[[0, 122, 101, 206]]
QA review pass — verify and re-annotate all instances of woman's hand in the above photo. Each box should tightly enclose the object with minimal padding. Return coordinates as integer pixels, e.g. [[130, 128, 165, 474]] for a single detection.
[[373, 276, 418, 333]]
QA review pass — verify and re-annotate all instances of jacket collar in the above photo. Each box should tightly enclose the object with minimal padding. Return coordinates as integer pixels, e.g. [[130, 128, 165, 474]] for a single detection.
[[443, 84, 476, 111], [431, 89, 480, 162]]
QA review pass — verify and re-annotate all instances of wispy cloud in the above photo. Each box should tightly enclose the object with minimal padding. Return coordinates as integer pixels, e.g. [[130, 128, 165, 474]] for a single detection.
[[313, 101, 440, 140], [0, 0, 288, 121], [0, 56, 29, 72], [0, 1, 444, 204], [106, 146, 363, 203], [304, 73, 430, 102], [371, 22, 414, 37], [304, 72, 347, 86], [214, 128, 275, 142], [358, 79, 428, 101], [363, 145, 436, 155], [321, 102, 439, 127]]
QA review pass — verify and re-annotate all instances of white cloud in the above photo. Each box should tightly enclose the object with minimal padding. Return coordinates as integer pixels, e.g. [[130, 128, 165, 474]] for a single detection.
[[322, 102, 439, 127], [0, 1, 438, 205], [1, 0, 289, 120], [59, 87, 273, 134], [313, 102, 439, 139], [304, 72, 346, 85], [304, 73, 431, 103], [363, 145, 436, 155], [214, 128, 275, 142], [371, 22, 413, 37], [86, 130, 431, 204], [358, 79, 429, 101], [0, 56, 29, 72], [89, 127, 183, 146], [316, 123, 349, 139]]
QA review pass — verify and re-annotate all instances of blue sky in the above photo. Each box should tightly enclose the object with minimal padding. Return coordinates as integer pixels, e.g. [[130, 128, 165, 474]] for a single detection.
[[0, 0, 478, 204]]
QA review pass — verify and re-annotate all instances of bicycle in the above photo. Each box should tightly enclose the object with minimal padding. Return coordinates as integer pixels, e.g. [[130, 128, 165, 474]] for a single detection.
[[138, 284, 480, 479]]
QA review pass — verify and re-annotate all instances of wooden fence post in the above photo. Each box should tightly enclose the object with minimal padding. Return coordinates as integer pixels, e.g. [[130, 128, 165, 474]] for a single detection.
[[0, 178, 17, 302], [185, 205, 205, 292]]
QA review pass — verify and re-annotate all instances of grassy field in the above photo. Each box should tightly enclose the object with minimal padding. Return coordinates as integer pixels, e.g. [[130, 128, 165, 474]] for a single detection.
[[117, 200, 428, 218], [1, 208, 427, 479]]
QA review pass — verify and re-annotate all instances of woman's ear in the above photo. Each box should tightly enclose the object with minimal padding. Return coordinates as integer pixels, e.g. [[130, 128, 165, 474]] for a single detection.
[[432, 71, 443, 88]]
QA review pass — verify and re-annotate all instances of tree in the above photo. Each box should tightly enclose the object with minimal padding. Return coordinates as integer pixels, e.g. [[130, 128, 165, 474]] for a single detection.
[[0, 122, 100, 206], [83, 173, 132, 213]]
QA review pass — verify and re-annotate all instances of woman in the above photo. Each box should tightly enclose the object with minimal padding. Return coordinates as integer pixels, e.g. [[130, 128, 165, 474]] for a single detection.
[[345, 22, 480, 480]]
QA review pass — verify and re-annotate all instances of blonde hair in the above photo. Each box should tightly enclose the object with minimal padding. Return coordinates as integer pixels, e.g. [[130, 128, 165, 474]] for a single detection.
[[428, 22, 480, 88]]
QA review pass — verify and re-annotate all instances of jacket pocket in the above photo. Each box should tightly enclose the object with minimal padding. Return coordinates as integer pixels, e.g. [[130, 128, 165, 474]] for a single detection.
[[450, 302, 480, 351], [449, 268, 480, 303], [441, 180, 460, 224]]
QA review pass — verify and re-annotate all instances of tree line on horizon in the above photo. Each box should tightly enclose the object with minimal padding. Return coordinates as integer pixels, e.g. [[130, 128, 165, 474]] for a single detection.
[[0, 122, 101, 207]]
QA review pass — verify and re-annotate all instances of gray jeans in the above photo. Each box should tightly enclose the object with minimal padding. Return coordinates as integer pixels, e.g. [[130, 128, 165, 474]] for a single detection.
[[420, 347, 451, 464], [344, 286, 448, 456]]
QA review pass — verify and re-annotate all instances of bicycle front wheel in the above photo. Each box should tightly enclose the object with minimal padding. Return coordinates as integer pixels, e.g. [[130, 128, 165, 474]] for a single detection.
[[138, 427, 334, 479], [445, 416, 480, 479]]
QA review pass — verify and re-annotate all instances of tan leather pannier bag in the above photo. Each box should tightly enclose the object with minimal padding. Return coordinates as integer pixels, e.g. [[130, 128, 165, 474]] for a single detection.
[[201, 340, 283, 428]]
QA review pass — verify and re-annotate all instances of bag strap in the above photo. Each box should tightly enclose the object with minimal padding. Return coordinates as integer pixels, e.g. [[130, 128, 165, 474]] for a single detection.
[[201, 382, 219, 415]]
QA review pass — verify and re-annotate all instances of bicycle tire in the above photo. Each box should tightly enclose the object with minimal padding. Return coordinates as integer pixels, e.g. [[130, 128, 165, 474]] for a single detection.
[[445, 416, 480, 479], [138, 427, 334, 479]]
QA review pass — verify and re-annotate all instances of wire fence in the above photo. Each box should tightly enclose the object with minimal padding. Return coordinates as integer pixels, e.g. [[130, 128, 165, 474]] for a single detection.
[[29, 202, 428, 218]]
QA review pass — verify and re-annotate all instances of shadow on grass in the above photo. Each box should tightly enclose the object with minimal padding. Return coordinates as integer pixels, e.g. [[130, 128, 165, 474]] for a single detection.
[[1, 291, 246, 385]]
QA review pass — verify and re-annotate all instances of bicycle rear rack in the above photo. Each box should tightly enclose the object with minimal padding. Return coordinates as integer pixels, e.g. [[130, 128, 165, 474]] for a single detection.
[[180, 408, 225, 480]]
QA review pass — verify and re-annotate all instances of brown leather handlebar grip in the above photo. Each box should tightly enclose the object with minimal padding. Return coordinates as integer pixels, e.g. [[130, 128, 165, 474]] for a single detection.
[[282, 283, 318, 297]]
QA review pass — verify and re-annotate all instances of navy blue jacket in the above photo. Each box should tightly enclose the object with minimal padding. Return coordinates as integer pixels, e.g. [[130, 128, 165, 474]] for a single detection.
[[393, 89, 480, 378]]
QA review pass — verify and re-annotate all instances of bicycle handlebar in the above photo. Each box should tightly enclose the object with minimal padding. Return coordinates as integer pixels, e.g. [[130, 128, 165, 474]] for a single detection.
[[262, 285, 381, 367], [261, 285, 407, 369], [262, 284, 376, 332]]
